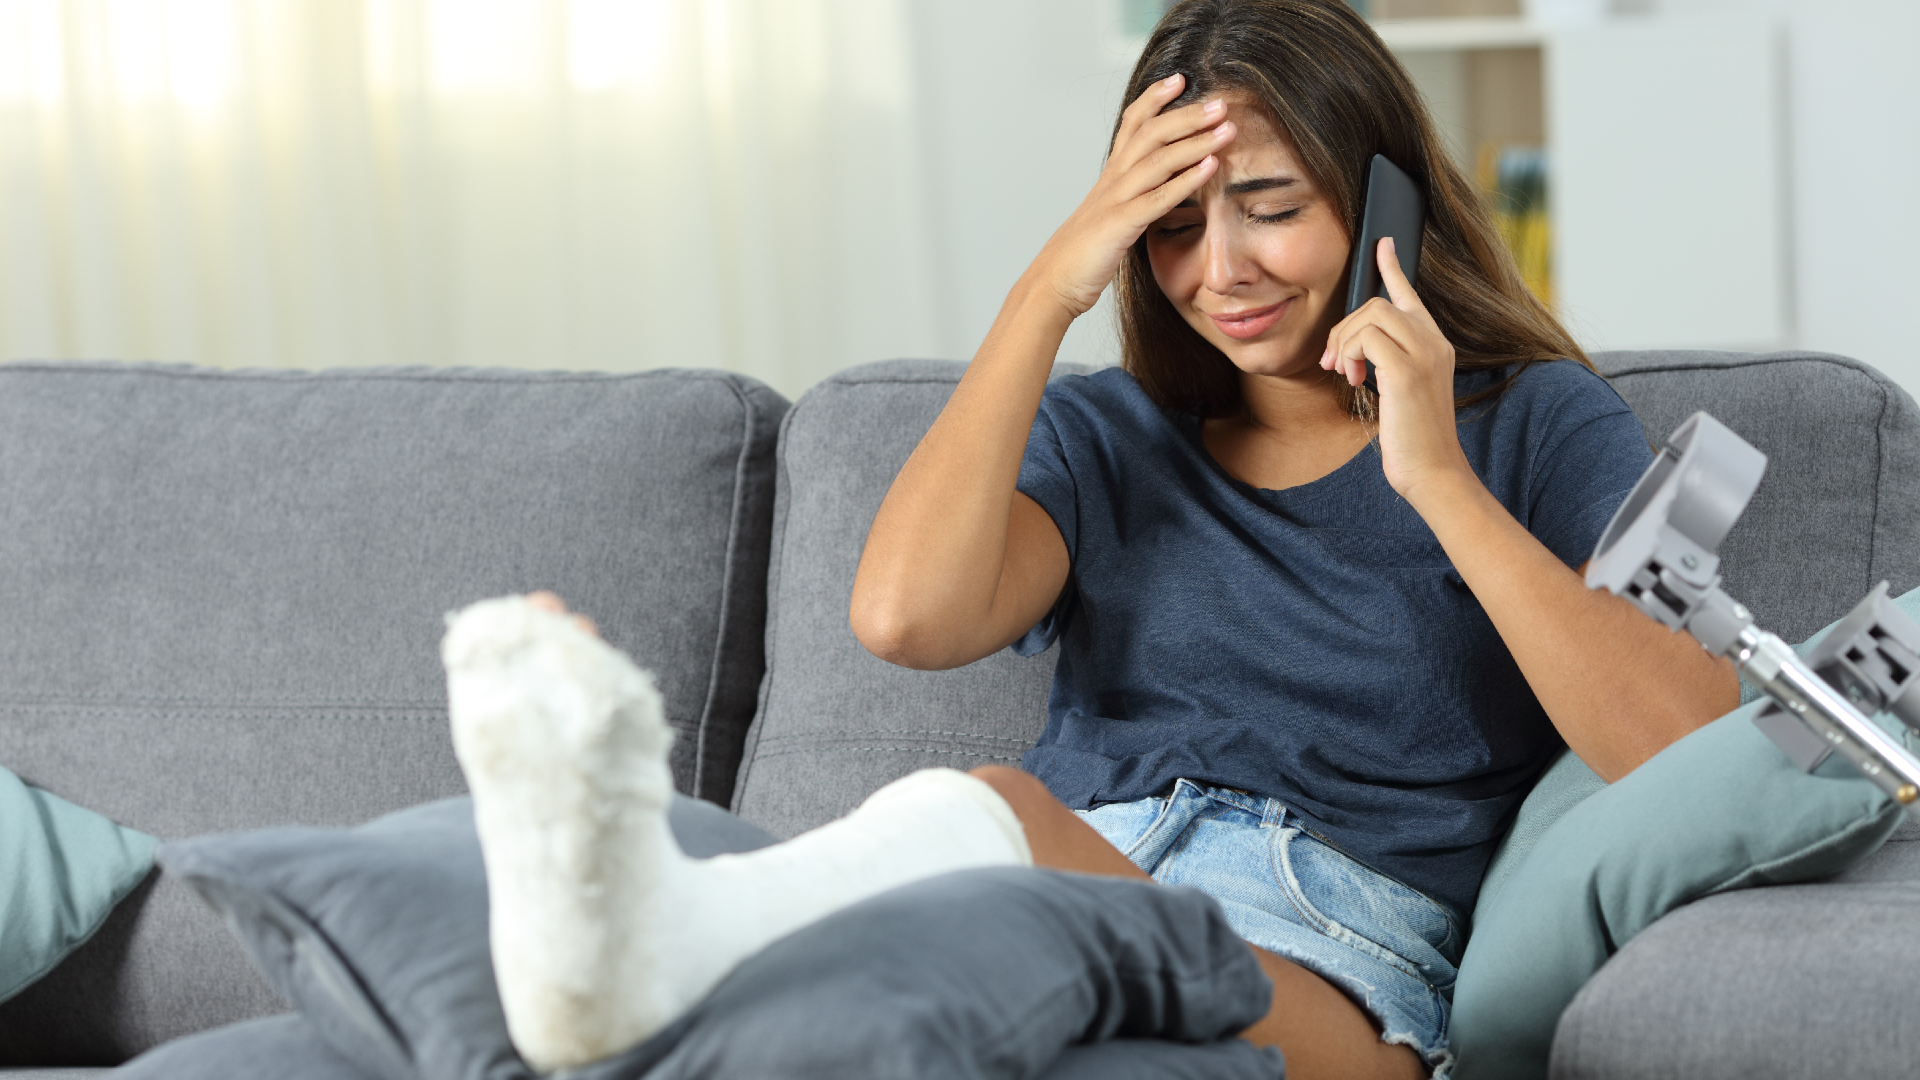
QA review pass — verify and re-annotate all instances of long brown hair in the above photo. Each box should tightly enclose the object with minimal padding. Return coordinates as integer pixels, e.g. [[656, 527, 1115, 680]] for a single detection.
[[1116, 0, 1587, 418]]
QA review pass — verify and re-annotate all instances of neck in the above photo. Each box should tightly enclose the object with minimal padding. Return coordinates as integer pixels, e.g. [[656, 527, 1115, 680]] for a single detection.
[[1231, 366, 1351, 436], [1198, 365, 1369, 492]]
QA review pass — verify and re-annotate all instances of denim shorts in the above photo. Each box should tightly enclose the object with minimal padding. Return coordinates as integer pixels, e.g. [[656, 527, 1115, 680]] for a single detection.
[[1075, 779, 1463, 1077]]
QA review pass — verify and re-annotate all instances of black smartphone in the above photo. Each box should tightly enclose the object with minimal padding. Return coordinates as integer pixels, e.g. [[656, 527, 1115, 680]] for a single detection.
[[1343, 154, 1425, 388]]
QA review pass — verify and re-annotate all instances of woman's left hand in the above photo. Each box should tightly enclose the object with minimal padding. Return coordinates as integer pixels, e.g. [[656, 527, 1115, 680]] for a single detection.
[[1320, 237, 1473, 502]]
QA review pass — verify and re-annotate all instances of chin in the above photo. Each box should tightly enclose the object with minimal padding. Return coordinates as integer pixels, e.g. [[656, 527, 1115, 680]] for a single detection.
[[1215, 340, 1315, 379]]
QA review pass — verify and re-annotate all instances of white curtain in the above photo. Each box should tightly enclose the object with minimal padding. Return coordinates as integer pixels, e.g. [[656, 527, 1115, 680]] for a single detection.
[[0, 0, 944, 398]]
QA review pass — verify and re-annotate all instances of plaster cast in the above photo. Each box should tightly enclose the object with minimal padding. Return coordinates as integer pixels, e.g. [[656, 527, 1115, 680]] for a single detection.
[[443, 596, 1031, 1072]]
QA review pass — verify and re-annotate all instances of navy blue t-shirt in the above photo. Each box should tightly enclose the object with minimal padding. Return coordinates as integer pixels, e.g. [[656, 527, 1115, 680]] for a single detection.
[[1013, 361, 1652, 915]]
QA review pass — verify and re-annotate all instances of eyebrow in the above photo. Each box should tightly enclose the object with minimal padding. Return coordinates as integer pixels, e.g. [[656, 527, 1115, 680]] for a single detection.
[[1173, 175, 1297, 207], [1226, 176, 1296, 196]]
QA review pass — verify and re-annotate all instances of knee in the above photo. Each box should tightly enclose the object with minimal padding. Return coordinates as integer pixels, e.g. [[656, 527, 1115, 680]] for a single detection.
[[968, 765, 1052, 815]]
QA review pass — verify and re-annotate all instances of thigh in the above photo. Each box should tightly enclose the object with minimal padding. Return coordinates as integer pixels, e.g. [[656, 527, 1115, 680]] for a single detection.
[[970, 770, 1434, 1079], [968, 766, 1150, 880]]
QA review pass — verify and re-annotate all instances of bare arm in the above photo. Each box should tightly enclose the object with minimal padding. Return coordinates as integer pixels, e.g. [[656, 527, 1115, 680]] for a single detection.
[[1417, 496, 1734, 782], [848, 285, 1074, 670], [1325, 240, 1738, 780], [851, 75, 1236, 670]]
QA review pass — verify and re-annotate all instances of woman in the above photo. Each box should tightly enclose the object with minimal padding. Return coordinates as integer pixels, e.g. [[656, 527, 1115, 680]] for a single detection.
[[847, 0, 1734, 1076], [445, 2, 1736, 1077]]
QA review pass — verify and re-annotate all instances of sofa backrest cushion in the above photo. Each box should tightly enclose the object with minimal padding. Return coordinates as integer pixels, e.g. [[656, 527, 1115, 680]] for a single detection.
[[1593, 350, 1920, 643], [0, 362, 784, 1063], [731, 361, 1094, 837], [735, 352, 1920, 837]]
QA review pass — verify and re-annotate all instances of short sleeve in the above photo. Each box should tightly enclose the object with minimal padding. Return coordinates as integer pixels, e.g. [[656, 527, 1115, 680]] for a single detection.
[[1012, 399, 1079, 656], [1526, 404, 1654, 569], [1017, 403, 1078, 558]]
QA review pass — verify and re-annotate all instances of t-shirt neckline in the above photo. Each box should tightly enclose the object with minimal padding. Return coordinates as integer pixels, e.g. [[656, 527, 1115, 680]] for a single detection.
[[1172, 410, 1382, 507]]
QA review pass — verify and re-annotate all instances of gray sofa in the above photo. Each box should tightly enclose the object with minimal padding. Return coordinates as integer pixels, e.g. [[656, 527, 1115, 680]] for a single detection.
[[0, 350, 1914, 1078]]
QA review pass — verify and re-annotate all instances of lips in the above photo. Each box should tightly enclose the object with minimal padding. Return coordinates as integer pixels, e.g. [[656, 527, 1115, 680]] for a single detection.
[[1207, 298, 1289, 340]]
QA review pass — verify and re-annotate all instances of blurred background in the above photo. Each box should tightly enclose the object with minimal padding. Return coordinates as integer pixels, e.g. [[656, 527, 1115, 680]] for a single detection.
[[0, 0, 1912, 401]]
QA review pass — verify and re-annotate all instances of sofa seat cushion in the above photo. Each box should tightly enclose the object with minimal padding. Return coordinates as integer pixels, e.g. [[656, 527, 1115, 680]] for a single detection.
[[1549, 869, 1920, 1079], [0, 362, 785, 1063], [731, 361, 1091, 837]]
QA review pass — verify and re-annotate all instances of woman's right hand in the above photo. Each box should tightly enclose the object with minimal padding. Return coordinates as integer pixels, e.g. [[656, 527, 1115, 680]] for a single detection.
[[1030, 73, 1236, 318]]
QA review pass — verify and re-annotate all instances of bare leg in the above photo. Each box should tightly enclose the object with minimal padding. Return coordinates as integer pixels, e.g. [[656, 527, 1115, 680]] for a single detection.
[[970, 766, 1426, 1080]]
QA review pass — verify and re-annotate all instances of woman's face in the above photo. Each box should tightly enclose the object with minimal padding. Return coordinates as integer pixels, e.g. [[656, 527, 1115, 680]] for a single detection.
[[1144, 96, 1351, 382]]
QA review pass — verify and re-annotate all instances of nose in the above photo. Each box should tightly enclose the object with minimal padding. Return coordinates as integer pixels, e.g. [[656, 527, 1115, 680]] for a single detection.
[[1201, 213, 1257, 296]]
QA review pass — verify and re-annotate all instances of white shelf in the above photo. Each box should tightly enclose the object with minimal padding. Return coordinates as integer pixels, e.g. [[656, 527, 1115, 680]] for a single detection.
[[1371, 17, 1545, 52]]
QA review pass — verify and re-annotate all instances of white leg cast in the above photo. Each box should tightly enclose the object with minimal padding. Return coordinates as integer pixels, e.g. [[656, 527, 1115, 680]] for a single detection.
[[443, 597, 1031, 1073]]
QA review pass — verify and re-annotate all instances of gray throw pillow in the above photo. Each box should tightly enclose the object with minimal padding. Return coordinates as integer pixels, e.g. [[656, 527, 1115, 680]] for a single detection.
[[162, 797, 1284, 1080], [160, 795, 770, 1080], [576, 867, 1281, 1080]]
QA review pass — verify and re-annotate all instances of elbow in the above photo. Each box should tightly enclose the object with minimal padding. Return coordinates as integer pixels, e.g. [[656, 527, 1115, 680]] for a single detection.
[[849, 591, 956, 671]]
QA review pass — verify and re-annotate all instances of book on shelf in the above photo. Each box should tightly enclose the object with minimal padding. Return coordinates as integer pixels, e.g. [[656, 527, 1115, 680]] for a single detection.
[[1478, 143, 1551, 306]]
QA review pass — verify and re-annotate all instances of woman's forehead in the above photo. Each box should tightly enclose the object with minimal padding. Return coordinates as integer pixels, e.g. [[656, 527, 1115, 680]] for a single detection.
[[1217, 103, 1306, 181]]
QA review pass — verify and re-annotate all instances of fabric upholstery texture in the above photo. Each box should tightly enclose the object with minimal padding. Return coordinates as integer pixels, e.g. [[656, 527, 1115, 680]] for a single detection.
[[0, 769, 155, 1006], [0, 362, 785, 1062], [1549, 879, 1920, 1079], [731, 360, 1094, 836]]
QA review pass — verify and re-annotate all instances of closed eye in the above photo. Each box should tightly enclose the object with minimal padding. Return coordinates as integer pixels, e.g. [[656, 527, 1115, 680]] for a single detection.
[[1252, 208, 1302, 225]]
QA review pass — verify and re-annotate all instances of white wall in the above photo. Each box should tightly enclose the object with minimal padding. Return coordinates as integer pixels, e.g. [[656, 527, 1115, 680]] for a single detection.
[[1548, 14, 1788, 353], [1632, 0, 1920, 396], [1783, 1, 1920, 397], [902, 0, 1141, 370]]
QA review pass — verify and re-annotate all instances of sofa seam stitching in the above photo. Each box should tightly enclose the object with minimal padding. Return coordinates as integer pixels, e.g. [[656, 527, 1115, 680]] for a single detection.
[[1600, 352, 1872, 379], [755, 729, 1033, 746]]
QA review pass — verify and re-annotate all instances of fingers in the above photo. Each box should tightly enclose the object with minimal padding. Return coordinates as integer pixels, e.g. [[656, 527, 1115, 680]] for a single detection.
[[1113, 119, 1233, 205], [1110, 96, 1227, 178], [1324, 324, 1408, 387], [1138, 151, 1219, 220], [1376, 236, 1427, 314], [1114, 72, 1187, 153], [1321, 298, 1413, 383]]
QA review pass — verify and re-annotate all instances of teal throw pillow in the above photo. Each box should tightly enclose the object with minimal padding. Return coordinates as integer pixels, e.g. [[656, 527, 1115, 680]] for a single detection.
[[0, 766, 157, 1003], [1451, 586, 1920, 1080]]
